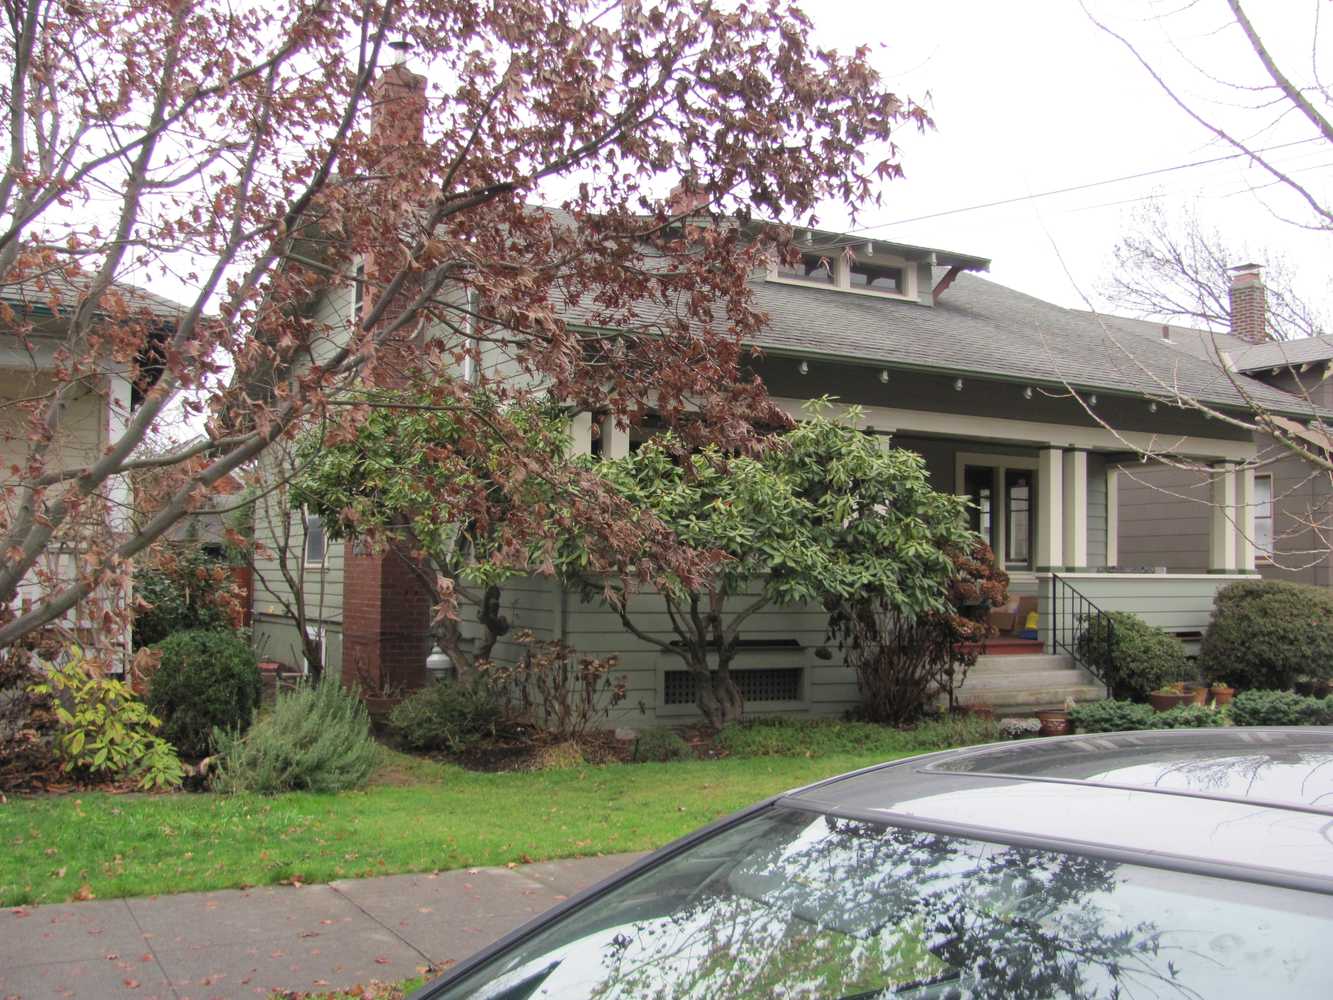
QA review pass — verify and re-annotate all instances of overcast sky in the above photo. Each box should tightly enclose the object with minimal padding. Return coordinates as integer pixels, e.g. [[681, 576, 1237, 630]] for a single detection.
[[801, 0, 1331, 319]]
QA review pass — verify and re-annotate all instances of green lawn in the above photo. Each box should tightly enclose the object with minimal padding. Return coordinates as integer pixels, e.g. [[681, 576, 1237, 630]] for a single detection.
[[0, 747, 914, 907]]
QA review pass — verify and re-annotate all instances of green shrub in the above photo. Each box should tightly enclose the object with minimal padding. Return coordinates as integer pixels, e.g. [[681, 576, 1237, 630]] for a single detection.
[[30, 649, 183, 789], [1229, 689, 1333, 727], [211, 674, 376, 793], [1076, 612, 1192, 701], [716, 715, 1001, 758], [1200, 580, 1333, 691], [147, 630, 261, 758], [132, 550, 241, 649], [1154, 704, 1226, 729], [387, 680, 502, 754], [633, 727, 693, 762], [1069, 700, 1157, 734]]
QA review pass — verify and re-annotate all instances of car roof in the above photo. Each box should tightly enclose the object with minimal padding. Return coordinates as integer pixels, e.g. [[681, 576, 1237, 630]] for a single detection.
[[782, 728, 1333, 893]]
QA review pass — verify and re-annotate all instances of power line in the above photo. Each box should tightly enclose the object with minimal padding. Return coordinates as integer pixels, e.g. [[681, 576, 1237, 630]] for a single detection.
[[848, 137, 1324, 233]]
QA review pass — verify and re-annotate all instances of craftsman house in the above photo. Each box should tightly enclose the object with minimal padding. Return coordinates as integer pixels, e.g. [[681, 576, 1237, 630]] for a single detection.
[[0, 273, 181, 667], [1114, 265, 1333, 590]]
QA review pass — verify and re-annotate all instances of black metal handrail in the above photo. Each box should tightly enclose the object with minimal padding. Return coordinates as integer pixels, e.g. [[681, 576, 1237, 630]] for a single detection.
[[1049, 573, 1114, 697]]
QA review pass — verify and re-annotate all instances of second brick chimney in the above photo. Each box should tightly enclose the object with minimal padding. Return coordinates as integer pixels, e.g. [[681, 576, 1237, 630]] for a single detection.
[[1229, 263, 1268, 344]]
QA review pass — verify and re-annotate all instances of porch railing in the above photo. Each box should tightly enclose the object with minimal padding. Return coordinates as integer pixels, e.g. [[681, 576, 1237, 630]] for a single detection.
[[1049, 573, 1114, 697]]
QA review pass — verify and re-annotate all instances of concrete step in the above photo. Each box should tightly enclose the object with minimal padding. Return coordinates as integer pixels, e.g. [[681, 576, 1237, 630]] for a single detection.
[[969, 653, 1073, 674], [960, 669, 1096, 690], [956, 684, 1108, 714]]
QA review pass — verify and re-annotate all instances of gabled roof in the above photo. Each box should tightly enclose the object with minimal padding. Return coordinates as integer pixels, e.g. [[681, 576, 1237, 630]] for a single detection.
[[749, 271, 1308, 416], [1230, 335, 1333, 374], [0, 269, 185, 323]]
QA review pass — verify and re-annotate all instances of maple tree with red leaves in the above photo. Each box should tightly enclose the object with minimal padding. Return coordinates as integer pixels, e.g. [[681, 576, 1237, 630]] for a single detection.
[[0, 0, 928, 659]]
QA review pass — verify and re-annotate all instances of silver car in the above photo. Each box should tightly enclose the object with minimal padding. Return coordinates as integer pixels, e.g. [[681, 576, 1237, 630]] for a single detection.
[[414, 728, 1333, 998]]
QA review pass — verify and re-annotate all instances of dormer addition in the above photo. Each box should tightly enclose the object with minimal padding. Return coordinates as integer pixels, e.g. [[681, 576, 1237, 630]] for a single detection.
[[767, 246, 919, 302]]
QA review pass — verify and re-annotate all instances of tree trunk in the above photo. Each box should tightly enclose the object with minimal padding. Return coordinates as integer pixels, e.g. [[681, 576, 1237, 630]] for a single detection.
[[693, 653, 744, 731]]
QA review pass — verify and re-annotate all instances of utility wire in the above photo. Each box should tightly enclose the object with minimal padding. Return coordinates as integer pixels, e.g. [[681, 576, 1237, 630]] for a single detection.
[[848, 136, 1324, 234]]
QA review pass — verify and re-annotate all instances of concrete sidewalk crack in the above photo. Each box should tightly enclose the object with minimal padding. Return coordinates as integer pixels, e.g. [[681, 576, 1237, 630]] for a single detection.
[[327, 882, 435, 965], [121, 898, 180, 1000]]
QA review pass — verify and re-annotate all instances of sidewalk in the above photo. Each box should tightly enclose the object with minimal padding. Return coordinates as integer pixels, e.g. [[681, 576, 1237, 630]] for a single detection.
[[0, 852, 645, 1000]]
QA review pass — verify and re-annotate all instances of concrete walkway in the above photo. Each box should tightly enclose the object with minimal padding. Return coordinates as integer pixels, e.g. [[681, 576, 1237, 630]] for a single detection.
[[0, 853, 645, 999]]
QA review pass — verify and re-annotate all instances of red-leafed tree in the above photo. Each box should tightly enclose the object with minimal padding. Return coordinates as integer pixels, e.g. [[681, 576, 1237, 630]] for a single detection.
[[0, 0, 926, 658]]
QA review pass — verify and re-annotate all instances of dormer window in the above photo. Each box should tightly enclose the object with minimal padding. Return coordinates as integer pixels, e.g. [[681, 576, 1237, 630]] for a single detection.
[[768, 247, 918, 301], [850, 261, 905, 295], [775, 252, 835, 285]]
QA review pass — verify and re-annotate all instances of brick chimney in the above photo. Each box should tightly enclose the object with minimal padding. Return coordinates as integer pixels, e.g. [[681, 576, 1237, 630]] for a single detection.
[[1229, 263, 1268, 344], [342, 48, 435, 697], [369, 45, 426, 153]]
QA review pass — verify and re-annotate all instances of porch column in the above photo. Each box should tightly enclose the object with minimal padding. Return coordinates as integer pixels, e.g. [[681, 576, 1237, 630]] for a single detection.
[[1209, 462, 1238, 573], [1105, 465, 1119, 567], [1036, 447, 1064, 571], [569, 411, 593, 457], [1235, 466, 1257, 572], [1062, 449, 1088, 570], [598, 413, 631, 459]]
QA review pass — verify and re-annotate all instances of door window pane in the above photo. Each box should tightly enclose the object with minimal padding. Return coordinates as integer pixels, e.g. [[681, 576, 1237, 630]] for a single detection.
[[1006, 470, 1031, 566], [1255, 475, 1274, 556]]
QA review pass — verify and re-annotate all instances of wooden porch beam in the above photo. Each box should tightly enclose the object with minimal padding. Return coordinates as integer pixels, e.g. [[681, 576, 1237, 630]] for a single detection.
[[932, 265, 964, 304]]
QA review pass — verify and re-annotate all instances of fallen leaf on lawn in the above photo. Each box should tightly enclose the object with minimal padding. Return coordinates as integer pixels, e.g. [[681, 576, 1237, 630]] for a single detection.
[[505, 863, 517, 870], [72, 883, 95, 901], [122, 979, 139, 989], [140, 954, 153, 962]]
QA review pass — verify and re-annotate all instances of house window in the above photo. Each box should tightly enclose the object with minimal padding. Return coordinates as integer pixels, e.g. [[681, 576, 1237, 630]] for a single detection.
[[1006, 470, 1032, 567], [304, 512, 326, 566], [352, 262, 366, 321], [850, 261, 905, 295], [1254, 474, 1274, 557], [774, 252, 835, 285]]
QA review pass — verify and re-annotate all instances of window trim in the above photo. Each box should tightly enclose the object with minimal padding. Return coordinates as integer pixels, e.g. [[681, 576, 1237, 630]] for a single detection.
[[303, 509, 327, 568], [1253, 473, 1274, 562]]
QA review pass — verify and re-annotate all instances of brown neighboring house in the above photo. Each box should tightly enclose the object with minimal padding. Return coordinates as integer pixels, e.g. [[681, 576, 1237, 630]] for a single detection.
[[1113, 266, 1333, 588]]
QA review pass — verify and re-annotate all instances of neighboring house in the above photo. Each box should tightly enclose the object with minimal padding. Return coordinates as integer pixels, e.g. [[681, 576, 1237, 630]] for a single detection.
[[1113, 266, 1333, 589], [251, 62, 1317, 722], [0, 271, 181, 666]]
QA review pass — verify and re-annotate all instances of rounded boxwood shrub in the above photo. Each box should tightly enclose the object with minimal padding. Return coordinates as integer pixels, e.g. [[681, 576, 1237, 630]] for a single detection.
[[1076, 612, 1192, 701], [147, 630, 261, 758], [1200, 580, 1333, 691], [1069, 699, 1157, 734], [387, 680, 502, 754], [1154, 704, 1226, 729], [1229, 689, 1333, 727], [633, 727, 693, 762]]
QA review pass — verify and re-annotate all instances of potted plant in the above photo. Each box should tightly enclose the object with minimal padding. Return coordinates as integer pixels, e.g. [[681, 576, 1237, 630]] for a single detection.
[[1035, 698, 1075, 736], [1183, 681, 1209, 706], [1149, 683, 1193, 713], [1209, 681, 1235, 707]]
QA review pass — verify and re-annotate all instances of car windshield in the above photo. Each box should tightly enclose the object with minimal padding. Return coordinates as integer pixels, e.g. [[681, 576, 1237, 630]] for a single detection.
[[429, 806, 1333, 999]]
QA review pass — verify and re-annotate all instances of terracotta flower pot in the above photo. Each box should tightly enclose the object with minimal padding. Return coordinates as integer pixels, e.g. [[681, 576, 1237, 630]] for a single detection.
[[1187, 684, 1208, 706], [963, 703, 994, 720], [1210, 686, 1235, 707], [1035, 709, 1070, 736], [1149, 691, 1192, 713]]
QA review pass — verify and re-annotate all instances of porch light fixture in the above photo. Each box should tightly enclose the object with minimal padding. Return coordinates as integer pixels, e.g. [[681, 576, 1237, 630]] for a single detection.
[[426, 644, 453, 683], [1149, 401, 1158, 413], [864, 241, 874, 256], [953, 378, 964, 392], [878, 369, 890, 384], [798, 360, 809, 375], [802, 230, 813, 245], [1022, 386, 1033, 400], [1088, 394, 1098, 407]]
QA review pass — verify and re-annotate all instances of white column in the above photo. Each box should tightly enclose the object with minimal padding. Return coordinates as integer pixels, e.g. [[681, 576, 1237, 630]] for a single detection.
[[1235, 466, 1256, 572], [1209, 462, 1238, 573], [1062, 449, 1088, 570], [569, 411, 593, 457], [1037, 447, 1064, 571], [1105, 465, 1119, 568], [598, 413, 631, 459]]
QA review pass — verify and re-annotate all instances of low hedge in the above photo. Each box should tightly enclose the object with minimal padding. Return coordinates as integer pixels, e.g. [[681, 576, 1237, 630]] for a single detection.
[[1229, 689, 1333, 727], [1069, 699, 1223, 733], [1200, 580, 1333, 691]]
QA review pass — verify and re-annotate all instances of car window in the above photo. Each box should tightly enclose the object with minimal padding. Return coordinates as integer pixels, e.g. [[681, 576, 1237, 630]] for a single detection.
[[428, 806, 1333, 999]]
